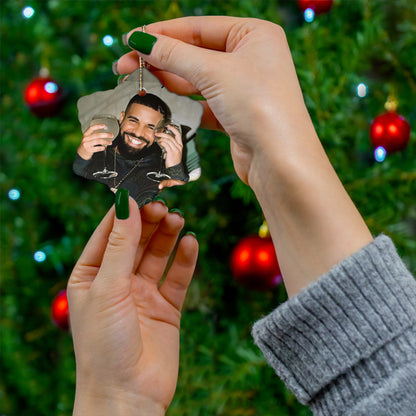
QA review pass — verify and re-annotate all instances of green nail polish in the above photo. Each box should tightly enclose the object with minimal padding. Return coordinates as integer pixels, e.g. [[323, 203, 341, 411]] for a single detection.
[[186, 231, 197, 238], [153, 196, 167, 206], [188, 95, 207, 101], [115, 188, 129, 219], [128, 31, 157, 55], [117, 74, 130, 85], [112, 60, 119, 75], [169, 208, 184, 218]]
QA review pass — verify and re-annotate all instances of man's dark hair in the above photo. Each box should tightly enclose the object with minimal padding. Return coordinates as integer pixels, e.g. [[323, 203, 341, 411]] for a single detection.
[[125, 93, 171, 121]]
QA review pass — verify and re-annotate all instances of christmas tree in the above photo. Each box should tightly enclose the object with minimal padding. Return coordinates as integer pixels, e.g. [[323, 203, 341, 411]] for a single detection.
[[1, 1, 415, 415]]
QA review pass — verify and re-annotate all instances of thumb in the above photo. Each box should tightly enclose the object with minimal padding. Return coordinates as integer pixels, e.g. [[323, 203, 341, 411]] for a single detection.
[[126, 30, 219, 93], [97, 192, 141, 288]]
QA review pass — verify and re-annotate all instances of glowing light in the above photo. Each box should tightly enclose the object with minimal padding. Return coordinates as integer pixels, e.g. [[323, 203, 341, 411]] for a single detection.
[[272, 274, 283, 286], [388, 124, 398, 135], [44, 81, 58, 94], [22, 6, 35, 19], [103, 35, 114, 46], [374, 124, 383, 136], [304, 8, 315, 22], [8, 189, 21, 200], [257, 250, 270, 264], [356, 83, 367, 98], [34, 250, 47, 262], [374, 146, 387, 162], [54, 297, 68, 313], [238, 249, 250, 263]]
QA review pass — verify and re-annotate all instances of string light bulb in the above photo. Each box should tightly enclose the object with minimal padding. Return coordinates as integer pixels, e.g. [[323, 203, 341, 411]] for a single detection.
[[103, 35, 114, 46], [374, 146, 387, 162], [22, 6, 35, 19], [356, 83, 367, 98], [34, 250, 47, 263], [8, 189, 21, 200], [304, 8, 315, 22]]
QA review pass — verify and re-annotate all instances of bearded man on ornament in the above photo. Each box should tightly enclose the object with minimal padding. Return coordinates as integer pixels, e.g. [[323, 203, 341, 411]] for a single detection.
[[73, 93, 189, 208]]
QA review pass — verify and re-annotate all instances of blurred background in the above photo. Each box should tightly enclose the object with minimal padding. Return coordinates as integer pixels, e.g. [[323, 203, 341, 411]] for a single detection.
[[1, 1, 415, 415]]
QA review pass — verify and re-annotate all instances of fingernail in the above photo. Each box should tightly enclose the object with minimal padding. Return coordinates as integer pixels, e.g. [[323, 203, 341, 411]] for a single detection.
[[188, 95, 207, 101], [153, 196, 167, 206], [117, 74, 129, 85], [121, 33, 128, 46], [115, 188, 129, 219], [169, 208, 184, 218], [112, 60, 119, 75], [186, 231, 197, 238], [128, 31, 157, 55]]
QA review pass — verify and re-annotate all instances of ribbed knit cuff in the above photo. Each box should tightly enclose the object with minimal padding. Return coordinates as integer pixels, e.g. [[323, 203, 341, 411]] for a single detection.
[[252, 235, 416, 414], [73, 152, 91, 173], [165, 163, 189, 182]]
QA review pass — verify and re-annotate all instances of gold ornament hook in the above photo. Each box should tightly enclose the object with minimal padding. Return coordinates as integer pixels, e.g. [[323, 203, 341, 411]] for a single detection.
[[384, 88, 398, 112], [258, 220, 270, 238]]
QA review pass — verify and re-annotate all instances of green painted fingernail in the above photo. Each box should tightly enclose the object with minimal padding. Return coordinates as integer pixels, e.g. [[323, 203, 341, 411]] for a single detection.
[[153, 196, 167, 206], [128, 31, 157, 55], [115, 188, 129, 219], [188, 95, 207, 101], [169, 208, 184, 218], [186, 231, 197, 238], [117, 74, 130, 85], [112, 60, 119, 75]]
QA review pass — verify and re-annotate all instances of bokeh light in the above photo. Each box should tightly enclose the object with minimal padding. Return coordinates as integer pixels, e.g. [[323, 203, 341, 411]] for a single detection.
[[374, 146, 387, 162], [356, 83, 367, 98], [34, 250, 47, 262], [102, 35, 114, 46], [304, 8, 315, 22], [22, 6, 35, 19], [44, 81, 58, 93], [8, 188, 21, 200]]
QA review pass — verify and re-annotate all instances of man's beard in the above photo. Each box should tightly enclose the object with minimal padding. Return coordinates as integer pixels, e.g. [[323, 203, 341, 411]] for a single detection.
[[113, 132, 161, 160]]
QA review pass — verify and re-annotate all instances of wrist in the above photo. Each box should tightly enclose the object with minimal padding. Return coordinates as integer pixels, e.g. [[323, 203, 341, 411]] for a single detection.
[[73, 387, 165, 416], [246, 102, 320, 195], [165, 156, 182, 169], [77, 147, 92, 160], [245, 106, 372, 296]]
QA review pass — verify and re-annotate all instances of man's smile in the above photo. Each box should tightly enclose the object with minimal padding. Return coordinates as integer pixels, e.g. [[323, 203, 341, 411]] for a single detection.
[[125, 133, 149, 148]]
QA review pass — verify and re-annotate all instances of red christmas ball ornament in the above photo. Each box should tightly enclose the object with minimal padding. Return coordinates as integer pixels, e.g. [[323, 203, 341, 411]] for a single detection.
[[24, 76, 63, 117], [230, 235, 282, 291], [298, 0, 334, 15], [51, 290, 69, 330], [370, 111, 411, 153]]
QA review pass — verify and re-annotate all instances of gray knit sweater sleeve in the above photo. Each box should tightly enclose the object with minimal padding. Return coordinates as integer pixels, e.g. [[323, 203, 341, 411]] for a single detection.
[[252, 235, 416, 415]]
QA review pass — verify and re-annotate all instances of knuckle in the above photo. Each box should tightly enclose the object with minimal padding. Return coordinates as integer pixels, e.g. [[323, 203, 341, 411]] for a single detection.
[[107, 228, 136, 253], [157, 41, 179, 68], [274, 24, 287, 41]]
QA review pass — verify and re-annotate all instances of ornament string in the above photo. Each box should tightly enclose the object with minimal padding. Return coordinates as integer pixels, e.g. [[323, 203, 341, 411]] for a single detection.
[[138, 26, 146, 95]]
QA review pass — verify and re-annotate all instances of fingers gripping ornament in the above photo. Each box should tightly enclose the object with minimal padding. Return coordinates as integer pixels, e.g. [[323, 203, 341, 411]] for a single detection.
[[74, 27, 203, 209]]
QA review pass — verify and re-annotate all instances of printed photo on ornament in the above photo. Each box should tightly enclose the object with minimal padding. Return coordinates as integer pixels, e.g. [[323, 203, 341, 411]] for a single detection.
[[73, 68, 203, 208]]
